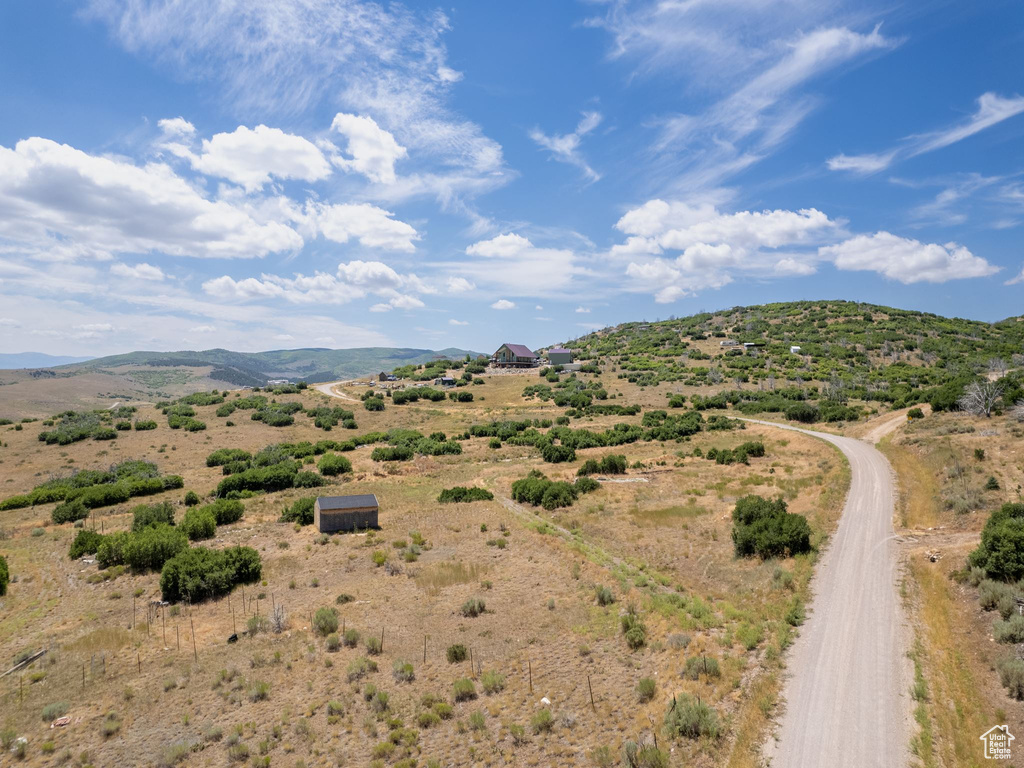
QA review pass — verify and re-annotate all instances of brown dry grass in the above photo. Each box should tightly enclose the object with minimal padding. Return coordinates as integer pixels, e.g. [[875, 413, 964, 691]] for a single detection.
[[0, 371, 851, 767], [884, 409, 1024, 767]]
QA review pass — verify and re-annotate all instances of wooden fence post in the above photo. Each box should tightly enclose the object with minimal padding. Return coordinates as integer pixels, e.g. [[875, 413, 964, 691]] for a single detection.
[[587, 675, 595, 711], [190, 615, 198, 663]]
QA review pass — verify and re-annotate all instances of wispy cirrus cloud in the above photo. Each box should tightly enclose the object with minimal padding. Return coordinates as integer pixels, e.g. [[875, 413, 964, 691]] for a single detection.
[[828, 92, 1024, 174], [530, 111, 603, 182], [85, 0, 510, 209], [587, 1, 897, 192]]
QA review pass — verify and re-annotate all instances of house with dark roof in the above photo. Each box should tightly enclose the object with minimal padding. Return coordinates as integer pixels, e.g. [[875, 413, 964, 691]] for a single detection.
[[314, 494, 379, 533], [492, 343, 538, 368], [546, 347, 573, 365]]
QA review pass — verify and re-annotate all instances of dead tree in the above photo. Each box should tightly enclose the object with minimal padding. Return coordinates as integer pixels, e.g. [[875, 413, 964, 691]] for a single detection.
[[988, 357, 1009, 380], [958, 380, 1002, 418]]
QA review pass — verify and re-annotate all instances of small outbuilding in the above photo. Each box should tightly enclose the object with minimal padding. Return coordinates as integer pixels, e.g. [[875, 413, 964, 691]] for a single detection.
[[547, 348, 573, 365], [719, 340, 738, 347], [434, 376, 457, 387], [790, 345, 802, 354], [315, 494, 379, 533]]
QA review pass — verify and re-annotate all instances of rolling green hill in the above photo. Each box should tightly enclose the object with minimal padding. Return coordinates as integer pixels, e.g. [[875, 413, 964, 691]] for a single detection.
[[67, 347, 484, 387], [561, 300, 1024, 415]]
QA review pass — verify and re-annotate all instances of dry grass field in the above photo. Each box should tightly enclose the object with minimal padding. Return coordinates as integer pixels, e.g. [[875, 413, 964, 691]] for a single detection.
[[881, 410, 1024, 767], [0, 370, 851, 767]]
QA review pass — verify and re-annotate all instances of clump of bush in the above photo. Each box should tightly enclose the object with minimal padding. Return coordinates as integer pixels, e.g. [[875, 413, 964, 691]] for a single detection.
[[370, 445, 414, 462], [595, 585, 615, 606], [683, 655, 721, 680], [460, 597, 486, 618], [577, 454, 627, 476], [994, 615, 1024, 644], [998, 657, 1024, 700], [511, 470, 599, 511], [280, 497, 315, 526], [69, 529, 105, 559], [437, 487, 494, 503], [42, 701, 69, 722], [158, 546, 261, 603], [731, 495, 811, 559], [453, 678, 476, 701], [132, 501, 175, 531], [636, 677, 656, 702], [446, 644, 467, 664], [663, 694, 720, 740], [180, 507, 216, 541], [621, 605, 647, 650], [313, 607, 339, 637], [531, 708, 554, 734], [0, 555, 8, 596], [318, 453, 352, 476], [347, 656, 377, 682], [97, 524, 189, 572], [481, 670, 505, 694], [392, 660, 415, 683], [703, 441, 765, 465], [969, 502, 1024, 581], [978, 580, 1019, 619]]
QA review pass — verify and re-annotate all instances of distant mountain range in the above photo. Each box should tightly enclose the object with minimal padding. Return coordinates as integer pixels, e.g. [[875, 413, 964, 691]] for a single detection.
[[51, 346, 485, 387], [0, 352, 96, 368]]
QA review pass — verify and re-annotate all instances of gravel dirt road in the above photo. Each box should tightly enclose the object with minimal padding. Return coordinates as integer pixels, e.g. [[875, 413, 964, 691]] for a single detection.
[[750, 418, 912, 768]]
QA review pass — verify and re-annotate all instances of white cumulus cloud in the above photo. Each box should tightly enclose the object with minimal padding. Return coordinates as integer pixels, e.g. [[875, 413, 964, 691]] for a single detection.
[[0, 137, 302, 260], [191, 125, 332, 192], [309, 202, 419, 252], [820, 232, 999, 283], [491, 299, 516, 310], [463, 233, 577, 295], [331, 113, 407, 184]]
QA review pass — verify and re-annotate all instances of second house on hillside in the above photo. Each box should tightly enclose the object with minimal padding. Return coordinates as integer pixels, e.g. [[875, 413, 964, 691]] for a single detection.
[[546, 347, 573, 365]]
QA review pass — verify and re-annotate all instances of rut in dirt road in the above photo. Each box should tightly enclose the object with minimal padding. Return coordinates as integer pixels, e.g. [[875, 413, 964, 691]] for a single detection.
[[749, 419, 911, 768]]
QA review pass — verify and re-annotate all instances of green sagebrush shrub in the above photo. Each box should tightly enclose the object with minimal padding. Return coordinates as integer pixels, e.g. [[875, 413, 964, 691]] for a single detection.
[[731, 495, 811, 559], [318, 453, 352, 476], [180, 507, 216, 541], [437, 487, 494, 503], [663, 693, 720, 740], [577, 454, 627, 476], [969, 503, 1024, 581], [159, 545, 261, 603], [69, 529, 105, 559], [280, 497, 315, 526], [97, 524, 188, 572], [131, 501, 175, 531]]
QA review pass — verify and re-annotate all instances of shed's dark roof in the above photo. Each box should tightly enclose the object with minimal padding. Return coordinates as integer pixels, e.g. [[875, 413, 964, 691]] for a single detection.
[[317, 494, 379, 510], [548, 348, 571, 355], [501, 343, 535, 357]]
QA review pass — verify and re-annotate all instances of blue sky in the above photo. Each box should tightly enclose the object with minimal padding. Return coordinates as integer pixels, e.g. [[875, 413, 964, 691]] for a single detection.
[[1, 0, 1022, 356]]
